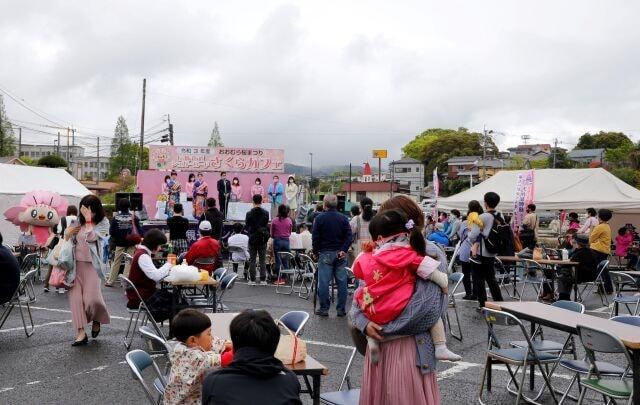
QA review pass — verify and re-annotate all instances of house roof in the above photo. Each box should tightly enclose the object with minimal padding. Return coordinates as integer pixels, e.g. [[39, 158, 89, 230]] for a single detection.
[[475, 159, 508, 168], [508, 144, 551, 151], [568, 148, 605, 159], [0, 157, 26, 165], [340, 182, 399, 192], [445, 156, 480, 164], [391, 157, 421, 165]]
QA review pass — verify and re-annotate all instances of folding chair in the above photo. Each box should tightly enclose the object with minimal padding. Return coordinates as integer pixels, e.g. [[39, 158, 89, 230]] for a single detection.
[[0, 269, 38, 337], [296, 254, 316, 299], [495, 257, 521, 300], [275, 251, 299, 295], [278, 311, 309, 336], [139, 325, 176, 378], [227, 245, 248, 277], [519, 259, 554, 302], [320, 347, 360, 405], [216, 273, 238, 313], [574, 324, 633, 404], [478, 307, 559, 405], [445, 272, 464, 341], [125, 349, 167, 405], [577, 260, 610, 306], [20, 253, 40, 276], [508, 301, 585, 403], [610, 314, 640, 326], [119, 275, 166, 349], [608, 271, 640, 317], [212, 267, 227, 282]]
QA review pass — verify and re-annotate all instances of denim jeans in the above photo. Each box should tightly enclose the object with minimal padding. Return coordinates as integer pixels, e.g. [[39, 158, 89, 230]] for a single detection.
[[273, 238, 290, 273], [317, 251, 348, 313]]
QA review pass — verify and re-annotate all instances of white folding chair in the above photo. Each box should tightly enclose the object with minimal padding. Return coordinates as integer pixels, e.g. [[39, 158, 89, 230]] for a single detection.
[[445, 272, 464, 341], [125, 349, 167, 405], [119, 275, 166, 349]]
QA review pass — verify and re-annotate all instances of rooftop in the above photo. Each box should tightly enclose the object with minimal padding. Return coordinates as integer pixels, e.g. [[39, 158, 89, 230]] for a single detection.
[[445, 156, 481, 164], [390, 157, 421, 165], [568, 148, 605, 158]]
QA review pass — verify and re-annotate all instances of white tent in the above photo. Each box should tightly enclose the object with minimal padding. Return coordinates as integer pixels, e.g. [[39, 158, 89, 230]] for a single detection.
[[438, 168, 640, 213], [0, 164, 91, 245]]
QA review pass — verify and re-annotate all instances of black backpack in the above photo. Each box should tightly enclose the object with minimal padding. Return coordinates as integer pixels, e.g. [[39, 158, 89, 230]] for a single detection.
[[484, 212, 515, 256]]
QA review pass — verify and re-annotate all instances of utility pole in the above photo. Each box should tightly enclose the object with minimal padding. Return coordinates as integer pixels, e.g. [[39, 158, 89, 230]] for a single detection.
[[168, 114, 174, 145], [309, 152, 313, 199], [482, 125, 487, 181], [391, 160, 395, 198], [66, 126, 70, 170], [72, 128, 76, 147], [57, 132, 61, 155], [348, 163, 352, 202], [139, 78, 147, 172], [552, 138, 558, 168], [18, 127, 21, 157], [96, 137, 100, 185]]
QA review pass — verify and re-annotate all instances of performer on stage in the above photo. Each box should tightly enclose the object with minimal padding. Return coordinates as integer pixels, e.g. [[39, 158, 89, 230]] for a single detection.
[[166, 170, 182, 219], [231, 177, 243, 202], [217, 172, 232, 219], [251, 178, 265, 201], [193, 172, 208, 219], [185, 173, 196, 203], [267, 175, 284, 220]]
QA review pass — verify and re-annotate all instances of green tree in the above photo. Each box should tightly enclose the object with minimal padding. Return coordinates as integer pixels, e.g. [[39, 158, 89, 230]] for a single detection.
[[0, 95, 16, 157], [442, 179, 470, 196], [37, 154, 67, 168], [19, 155, 37, 166], [508, 156, 528, 170], [530, 159, 550, 169], [549, 148, 574, 168], [610, 168, 639, 187], [402, 127, 497, 174], [606, 143, 635, 168], [109, 116, 133, 177], [208, 121, 224, 147], [576, 131, 633, 150]]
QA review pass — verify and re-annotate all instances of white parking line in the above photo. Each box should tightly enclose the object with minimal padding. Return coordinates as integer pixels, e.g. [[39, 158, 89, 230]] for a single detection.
[[0, 320, 72, 334]]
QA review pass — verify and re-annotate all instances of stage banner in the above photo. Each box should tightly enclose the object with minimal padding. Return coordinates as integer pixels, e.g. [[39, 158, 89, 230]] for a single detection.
[[511, 169, 535, 232], [149, 145, 285, 173]]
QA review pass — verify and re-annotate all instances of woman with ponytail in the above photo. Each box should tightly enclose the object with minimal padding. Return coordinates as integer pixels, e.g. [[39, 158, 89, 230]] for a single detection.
[[349, 197, 375, 258]]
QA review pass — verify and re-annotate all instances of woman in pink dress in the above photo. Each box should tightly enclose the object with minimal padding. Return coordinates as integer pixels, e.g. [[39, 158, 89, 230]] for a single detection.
[[185, 173, 196, 204], [231, 177, 243, 202], [250, 178, 265, 200], [350, 195, 444, 405], [65, 195, 111, 346]]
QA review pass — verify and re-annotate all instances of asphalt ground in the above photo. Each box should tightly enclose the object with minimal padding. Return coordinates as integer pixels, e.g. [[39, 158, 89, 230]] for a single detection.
[[0, 266, 628, 405]]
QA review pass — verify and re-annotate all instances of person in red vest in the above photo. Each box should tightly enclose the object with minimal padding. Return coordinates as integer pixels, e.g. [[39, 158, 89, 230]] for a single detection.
[[184, 221, 221, 273], [126, 229, 173, 320]]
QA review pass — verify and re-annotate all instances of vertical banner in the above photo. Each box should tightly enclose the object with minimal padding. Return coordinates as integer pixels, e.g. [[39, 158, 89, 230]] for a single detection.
[[511, 169, 535, 232], [432, 168, 439, 218]]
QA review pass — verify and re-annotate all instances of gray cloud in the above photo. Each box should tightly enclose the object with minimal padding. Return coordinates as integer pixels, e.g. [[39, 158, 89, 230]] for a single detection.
[[2, 1, 640, 167]]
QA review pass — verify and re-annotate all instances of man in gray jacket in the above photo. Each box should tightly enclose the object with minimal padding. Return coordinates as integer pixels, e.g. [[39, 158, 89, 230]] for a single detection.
[[468, 192, 504, 308]]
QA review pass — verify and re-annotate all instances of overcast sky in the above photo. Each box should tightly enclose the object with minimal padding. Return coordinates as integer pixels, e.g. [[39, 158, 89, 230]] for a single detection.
[[1, 1, 639, 167]]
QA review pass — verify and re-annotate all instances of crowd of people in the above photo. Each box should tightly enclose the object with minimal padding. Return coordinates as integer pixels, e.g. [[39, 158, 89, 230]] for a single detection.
[[6, 178, 638, 405]]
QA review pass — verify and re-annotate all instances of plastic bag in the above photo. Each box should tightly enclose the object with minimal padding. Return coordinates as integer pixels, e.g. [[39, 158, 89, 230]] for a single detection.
[[164, 264, 200, 282], [57, 239, 75, 272]]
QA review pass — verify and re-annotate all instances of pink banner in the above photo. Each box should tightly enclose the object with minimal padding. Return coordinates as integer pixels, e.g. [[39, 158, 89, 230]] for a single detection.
[[149, 145, 285, 173], [511, 170, 535, 232], [136, 170, 292, 219]]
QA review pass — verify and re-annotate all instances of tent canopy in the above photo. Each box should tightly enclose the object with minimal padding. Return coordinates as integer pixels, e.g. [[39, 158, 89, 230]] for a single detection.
[[0, 164, 91, 244], [0, 163, 90, 197], [438, 168, 640, 213]]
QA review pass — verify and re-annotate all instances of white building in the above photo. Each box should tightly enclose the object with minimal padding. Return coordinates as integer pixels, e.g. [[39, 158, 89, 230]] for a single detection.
[[389, 157, 424, 198], [20, 143, 85, 160], [20, 143, 109, 181]]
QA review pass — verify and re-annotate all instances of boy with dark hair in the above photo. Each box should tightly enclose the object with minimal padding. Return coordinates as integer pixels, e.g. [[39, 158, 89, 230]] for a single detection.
[[467, 192, 504, 308], [202, 310, 301, 405], [164, 309, 232, 405]]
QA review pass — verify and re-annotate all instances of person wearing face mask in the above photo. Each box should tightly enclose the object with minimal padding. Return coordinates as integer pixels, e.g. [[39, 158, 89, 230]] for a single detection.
[[250, 178, 265, 201], [231, 177, 243, 202], [285, 176, 299, 221], [64, 195, 111, 346], [217, 172, 232, 219], [267, 175, 284, 220]]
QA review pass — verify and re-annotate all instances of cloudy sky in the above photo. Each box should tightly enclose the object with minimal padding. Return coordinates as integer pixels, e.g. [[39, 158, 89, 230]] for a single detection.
[[1, 1, 639, 167]]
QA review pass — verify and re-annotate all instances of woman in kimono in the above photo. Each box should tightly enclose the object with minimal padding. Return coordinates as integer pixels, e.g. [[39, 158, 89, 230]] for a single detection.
[[193, 172, 208, 219], [167, 170, 182, 219]]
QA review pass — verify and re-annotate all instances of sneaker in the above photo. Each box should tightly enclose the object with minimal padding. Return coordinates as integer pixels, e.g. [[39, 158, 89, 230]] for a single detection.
[[260, 281, 268, 286], [247, 281, 256, 286], [43, 287, 50, 293], [462, 294, 477, 301], [58, 288, 66, 294], [315, 310, 329, 317], [337, 311, 347, 317], [274, 278, 286, 285]]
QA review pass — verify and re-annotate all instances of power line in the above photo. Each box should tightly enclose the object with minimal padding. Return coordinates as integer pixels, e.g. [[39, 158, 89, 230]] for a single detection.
[[0, 86, 69, 127]]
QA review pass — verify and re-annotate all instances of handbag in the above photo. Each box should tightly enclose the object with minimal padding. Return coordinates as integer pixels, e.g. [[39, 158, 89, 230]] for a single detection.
[[49, 267, 67, 288], [274, 320, 307, 364], [125, 215, 142, 246]]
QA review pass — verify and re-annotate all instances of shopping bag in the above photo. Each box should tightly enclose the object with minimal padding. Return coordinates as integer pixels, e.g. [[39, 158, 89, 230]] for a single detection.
[[58, 239, 75, 271], [49, 267, 67, 288], [274, 320, 307, 364]]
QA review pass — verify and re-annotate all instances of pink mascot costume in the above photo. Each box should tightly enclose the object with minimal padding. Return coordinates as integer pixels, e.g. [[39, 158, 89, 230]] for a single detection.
[[4, 190, 69, 246]]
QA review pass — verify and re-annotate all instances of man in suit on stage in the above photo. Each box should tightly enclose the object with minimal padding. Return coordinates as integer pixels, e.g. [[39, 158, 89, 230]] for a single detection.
[[217, 171, 232, 219]]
